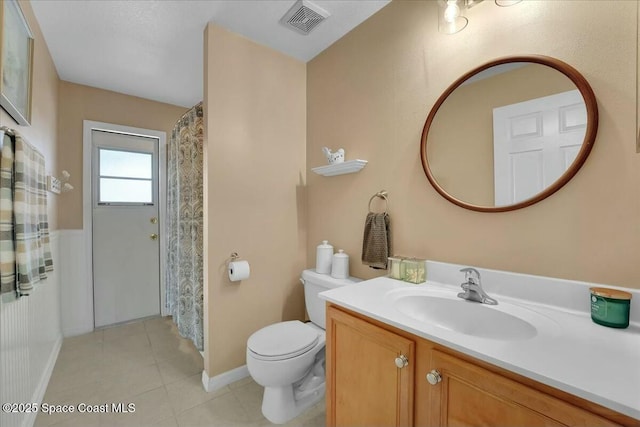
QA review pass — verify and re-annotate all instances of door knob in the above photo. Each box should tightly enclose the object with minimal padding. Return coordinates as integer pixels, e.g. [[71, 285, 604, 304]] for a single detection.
[[150, 233, 158, 241], [394, 355, 409, 368], [426, 369, 442, 385]]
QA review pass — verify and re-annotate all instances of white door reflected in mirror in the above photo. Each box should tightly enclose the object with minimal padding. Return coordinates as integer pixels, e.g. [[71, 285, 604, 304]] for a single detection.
[[493, 89, 587, 206]]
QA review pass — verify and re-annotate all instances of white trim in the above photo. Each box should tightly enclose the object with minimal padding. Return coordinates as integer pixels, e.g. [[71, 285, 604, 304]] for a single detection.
[[62, 325, 94, 338], [202, 366, 250, 392], [58, 229, 93, 337], [22, 336, 62, 427], [83, 120, 168, 328]]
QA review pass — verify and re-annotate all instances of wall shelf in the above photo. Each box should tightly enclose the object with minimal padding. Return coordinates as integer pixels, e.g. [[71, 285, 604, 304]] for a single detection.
[[312, 159, 368, 177]]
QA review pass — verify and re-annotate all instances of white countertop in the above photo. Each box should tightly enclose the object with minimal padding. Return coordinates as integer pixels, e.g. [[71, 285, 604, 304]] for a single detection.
[[319, 263, 640, 420]]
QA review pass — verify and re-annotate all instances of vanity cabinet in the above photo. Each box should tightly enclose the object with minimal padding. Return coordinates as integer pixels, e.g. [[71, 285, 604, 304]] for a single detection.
[[326, 305, 415, 427], [326, 304, 635, 427], [427, 349, 617, 426]]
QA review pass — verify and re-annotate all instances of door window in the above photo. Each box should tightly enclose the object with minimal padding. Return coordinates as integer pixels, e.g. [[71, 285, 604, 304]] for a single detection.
[[97, 148, 154, 205]]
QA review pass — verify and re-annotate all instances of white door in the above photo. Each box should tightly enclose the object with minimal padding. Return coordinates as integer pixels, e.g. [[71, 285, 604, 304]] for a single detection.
[[92, 130, 160, 328], [493, 90, 587, 206]]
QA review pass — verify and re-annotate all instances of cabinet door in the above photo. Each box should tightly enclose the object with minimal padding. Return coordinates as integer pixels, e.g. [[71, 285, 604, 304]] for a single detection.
[[427, 349, 620, 427], [327, 306, 415, 427]]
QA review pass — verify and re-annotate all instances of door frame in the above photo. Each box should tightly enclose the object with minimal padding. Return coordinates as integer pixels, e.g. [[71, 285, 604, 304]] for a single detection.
[[83, 120, 168, 326]]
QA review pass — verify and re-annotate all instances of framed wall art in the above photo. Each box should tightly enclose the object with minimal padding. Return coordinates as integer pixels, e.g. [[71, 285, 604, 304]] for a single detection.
[[1, 0, 34, 126]]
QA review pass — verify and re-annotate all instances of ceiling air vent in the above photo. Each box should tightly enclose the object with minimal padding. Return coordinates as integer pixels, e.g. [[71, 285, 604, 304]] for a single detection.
[[280, 0, 330, 35]]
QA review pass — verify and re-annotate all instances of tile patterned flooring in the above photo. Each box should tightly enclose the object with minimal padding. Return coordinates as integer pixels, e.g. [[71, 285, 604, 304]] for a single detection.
[[35, 317, 325, 427]]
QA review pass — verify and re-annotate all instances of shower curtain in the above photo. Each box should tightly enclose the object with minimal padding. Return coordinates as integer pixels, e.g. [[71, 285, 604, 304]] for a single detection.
[[166, 103, 204, 350]]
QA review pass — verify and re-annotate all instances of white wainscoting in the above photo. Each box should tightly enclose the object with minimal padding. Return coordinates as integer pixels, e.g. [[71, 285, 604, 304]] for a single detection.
[[58, 230, 93, 337], [0, 231, 62, 427]]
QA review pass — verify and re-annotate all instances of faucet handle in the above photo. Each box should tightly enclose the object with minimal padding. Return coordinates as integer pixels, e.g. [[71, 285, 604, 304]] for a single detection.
[[460, 267, 481, 284]]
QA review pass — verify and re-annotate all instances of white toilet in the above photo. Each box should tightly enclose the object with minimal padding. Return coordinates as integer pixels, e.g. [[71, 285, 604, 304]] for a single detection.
[[246, 269, 360, 424]]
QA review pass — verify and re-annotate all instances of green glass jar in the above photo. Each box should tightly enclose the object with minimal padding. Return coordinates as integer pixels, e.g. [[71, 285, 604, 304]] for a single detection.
[[387, 257, 405, 280], [590, 287, 632, 329], [402, 258, 426, 284]]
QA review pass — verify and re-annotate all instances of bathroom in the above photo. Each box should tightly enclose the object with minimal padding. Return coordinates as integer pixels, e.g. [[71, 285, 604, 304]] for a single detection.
[[0, 0, 639, 426]]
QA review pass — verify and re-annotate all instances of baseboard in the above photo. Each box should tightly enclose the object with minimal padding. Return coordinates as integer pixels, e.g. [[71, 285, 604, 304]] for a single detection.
[[23, 335, 62, 427], [62, 325, 94, 338], [202, 365, 249, 392]]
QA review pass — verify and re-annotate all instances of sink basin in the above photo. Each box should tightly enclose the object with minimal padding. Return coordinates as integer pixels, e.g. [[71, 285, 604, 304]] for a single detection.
[[390, 289, 547, 341]]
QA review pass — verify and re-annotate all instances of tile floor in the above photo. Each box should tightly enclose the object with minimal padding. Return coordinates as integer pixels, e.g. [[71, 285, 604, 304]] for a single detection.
[[35, 317, 325, 427]]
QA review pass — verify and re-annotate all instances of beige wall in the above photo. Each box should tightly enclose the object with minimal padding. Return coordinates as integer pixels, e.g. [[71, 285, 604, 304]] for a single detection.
[[56, 81, 187, 229], [428, 64, 575, 206], [0, 0, 59, 229], [307, 1, 640, 289], [203, 24, 307, 376]]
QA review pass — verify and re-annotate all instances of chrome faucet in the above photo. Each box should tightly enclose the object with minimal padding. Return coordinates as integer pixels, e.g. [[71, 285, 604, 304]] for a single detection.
[[457, 268, 498, 305]]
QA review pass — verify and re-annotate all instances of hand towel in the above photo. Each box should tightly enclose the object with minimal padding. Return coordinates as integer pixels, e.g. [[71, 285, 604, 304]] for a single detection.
[[361, 212, 392, 269], [0, 131, 16, 294], [13, 132, 54, 295]]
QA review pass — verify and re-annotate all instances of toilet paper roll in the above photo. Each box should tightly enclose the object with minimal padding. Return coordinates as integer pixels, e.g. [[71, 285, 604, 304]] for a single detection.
[[228, 260, 250, 282]]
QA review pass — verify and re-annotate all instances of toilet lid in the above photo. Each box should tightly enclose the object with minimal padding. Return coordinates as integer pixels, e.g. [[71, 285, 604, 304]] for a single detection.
[[248, 320, 319, 360]]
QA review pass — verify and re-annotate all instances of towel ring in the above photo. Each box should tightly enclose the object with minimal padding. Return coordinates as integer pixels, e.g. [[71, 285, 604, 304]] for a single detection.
[[368, 190, 389, 213]]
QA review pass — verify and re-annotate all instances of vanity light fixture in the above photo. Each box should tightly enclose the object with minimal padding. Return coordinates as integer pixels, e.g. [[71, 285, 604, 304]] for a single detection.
[[495, 0, 522, 6], [438, 0, 522, 35], [438, 0, 468, 35]]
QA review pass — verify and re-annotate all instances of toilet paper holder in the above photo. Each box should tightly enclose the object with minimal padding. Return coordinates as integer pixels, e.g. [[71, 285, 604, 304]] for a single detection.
[[226, 252, 242, 267], [227, 252, 251, 282]]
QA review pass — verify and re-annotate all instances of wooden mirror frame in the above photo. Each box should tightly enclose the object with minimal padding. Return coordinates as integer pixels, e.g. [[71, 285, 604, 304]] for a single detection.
[[420, 55, 598, 213]]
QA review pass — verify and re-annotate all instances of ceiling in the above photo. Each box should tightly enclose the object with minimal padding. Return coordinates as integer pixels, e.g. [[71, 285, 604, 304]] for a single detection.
[[31, 0, 390, 108]]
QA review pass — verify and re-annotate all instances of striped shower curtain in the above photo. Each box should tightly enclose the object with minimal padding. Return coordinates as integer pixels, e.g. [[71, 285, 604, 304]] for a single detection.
[[0, 128, 53, 296], [166, 103, 204, 350]]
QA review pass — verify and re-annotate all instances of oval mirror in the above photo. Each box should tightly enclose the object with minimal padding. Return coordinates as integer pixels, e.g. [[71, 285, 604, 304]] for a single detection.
[[420, 55, 598, 212]]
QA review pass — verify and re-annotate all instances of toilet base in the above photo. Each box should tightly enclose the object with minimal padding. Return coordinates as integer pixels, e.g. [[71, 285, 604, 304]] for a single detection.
[[261, 356, 326, 424], [262, 382, 325, 424]]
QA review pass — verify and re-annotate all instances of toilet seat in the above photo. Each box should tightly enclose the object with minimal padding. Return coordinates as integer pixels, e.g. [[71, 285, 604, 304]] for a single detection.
[[248, 320, 319, 361]]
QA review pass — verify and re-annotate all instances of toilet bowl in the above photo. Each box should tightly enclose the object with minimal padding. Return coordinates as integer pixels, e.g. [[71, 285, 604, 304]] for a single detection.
[[247, 321, 326, 424], [246, 269, 360, 424]]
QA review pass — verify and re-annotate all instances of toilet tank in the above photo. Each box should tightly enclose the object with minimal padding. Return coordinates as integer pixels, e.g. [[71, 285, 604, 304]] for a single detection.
[[301, 269, 361, 329]]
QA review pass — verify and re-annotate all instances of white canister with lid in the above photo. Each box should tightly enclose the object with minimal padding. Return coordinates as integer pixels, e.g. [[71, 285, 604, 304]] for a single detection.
[[315, 240, 333, 274], [331, 249, 349, 279]]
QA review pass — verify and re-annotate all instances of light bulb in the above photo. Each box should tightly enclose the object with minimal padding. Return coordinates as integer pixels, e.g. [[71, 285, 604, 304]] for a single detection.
[[438, 0, 468, 34], [444, 1, 460, 23]]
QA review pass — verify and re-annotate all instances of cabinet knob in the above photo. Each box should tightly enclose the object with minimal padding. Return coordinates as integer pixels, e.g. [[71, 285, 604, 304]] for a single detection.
[[426, 369, 442, 385], [394, 355, 409, 368]]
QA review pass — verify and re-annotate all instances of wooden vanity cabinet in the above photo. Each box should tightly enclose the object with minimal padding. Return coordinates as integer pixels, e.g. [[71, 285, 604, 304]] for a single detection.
[[426, 349, 619, 427], [326, 305, 415, 427], [326, 304, 637, 427]]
